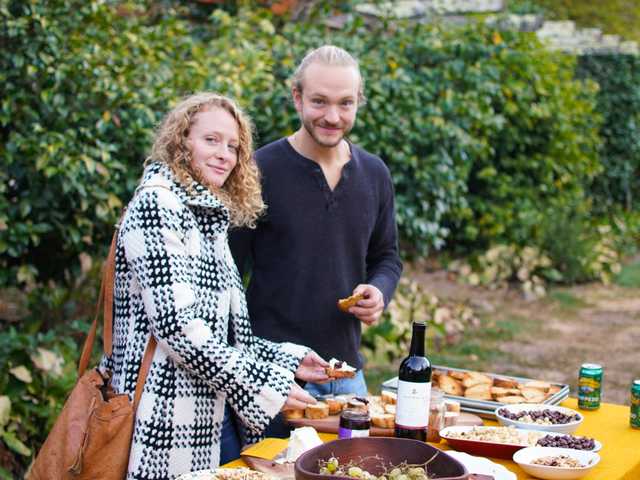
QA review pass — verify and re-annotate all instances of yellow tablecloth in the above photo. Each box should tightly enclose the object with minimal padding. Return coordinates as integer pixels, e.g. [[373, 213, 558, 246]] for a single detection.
[[225, 398, 640, 479]]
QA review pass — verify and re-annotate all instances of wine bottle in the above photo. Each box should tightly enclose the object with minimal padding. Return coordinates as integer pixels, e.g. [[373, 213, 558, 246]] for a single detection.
[[394, 321, 432, 441]]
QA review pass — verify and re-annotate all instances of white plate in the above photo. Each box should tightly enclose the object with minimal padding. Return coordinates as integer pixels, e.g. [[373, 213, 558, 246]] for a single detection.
[[444, 450, 517, 480], [495, 404, 583, 434], [513, 447, 600, 480]]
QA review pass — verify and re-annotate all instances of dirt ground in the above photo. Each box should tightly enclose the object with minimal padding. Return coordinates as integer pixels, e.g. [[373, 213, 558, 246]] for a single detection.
[[410, 267, 640, 406]]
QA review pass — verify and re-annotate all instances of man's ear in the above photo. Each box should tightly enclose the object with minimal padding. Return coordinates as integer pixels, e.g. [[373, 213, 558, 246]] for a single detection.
[[292, 86, 303, 113]]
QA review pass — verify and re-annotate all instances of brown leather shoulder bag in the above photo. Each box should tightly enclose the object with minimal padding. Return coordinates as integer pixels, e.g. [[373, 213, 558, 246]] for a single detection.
[[28, 228, 157, 480]]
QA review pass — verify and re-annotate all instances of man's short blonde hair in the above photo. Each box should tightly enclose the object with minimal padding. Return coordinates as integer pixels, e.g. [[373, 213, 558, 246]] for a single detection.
[[291, 45, 366, 104]]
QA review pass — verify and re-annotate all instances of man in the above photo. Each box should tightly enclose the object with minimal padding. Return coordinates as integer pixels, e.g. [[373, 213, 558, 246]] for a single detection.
[[230, 45, 402, 398]]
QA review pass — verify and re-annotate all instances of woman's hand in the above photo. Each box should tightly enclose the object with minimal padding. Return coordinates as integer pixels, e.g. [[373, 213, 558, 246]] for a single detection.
[[282, 382, 317, 411], [295, 351, 330, 383]]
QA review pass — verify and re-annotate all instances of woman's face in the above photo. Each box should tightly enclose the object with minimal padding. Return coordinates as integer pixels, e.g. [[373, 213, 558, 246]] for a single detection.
[[187, 106, 239, 188]]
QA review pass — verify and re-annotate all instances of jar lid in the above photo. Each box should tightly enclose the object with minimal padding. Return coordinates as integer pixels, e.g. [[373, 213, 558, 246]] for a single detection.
[[341, 408, 370, 420]]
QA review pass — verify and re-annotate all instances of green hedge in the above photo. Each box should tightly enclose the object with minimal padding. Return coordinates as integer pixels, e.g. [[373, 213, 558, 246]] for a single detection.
[[1, 3, 605, 288], [0, 2, 275, 287], [576, 54, 640, 212]]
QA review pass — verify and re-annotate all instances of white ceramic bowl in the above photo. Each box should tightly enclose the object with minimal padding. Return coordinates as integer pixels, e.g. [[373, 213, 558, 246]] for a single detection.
[[495, 404, 583, 434], [513, 446, 600, 479]]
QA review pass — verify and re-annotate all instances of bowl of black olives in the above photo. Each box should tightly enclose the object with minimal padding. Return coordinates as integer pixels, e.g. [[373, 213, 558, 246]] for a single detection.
[[496, 404, 583, 434]]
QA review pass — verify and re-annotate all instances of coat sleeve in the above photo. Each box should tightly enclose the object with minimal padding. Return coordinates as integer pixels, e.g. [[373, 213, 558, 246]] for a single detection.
[[121, 188, 293, 434], [248, 337, 310, 372]]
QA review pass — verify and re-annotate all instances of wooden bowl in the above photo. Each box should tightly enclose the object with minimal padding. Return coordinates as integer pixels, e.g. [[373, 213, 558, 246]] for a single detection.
[[294, 437, 469, 480]]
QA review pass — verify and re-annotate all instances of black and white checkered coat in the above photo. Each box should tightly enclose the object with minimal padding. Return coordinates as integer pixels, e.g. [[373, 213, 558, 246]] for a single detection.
[[100, 162, 308, 479]]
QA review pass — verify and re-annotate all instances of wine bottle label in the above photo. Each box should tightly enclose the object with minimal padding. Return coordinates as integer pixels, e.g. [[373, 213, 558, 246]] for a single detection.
[[395, 380, 431, 428]]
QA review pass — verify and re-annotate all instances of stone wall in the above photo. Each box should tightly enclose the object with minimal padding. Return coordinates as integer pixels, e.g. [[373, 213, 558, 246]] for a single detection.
[[354, 0, 638, 55]]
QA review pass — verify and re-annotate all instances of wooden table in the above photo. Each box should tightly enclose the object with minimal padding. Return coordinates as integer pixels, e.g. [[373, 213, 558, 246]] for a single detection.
[[225, 398, 640, 479]]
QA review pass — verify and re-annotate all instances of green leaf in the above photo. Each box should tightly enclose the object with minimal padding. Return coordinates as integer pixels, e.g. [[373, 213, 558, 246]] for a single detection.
[[1, 430, 32, 456]]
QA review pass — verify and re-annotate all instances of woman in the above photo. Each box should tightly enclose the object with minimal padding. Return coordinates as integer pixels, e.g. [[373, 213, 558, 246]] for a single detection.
[[100, 93, 327, 479]]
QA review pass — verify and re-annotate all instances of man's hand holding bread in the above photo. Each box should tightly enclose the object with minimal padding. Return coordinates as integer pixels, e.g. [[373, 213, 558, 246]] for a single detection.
[[338, 284, 384, 325]]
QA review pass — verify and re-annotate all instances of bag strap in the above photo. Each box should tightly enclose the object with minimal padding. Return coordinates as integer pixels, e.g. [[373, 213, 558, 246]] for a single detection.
[[76, 224, 157, 402], [77, 184, 173, 393]]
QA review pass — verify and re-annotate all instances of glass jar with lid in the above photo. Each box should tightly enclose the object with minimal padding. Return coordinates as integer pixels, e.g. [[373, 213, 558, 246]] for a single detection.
[[338, 408, 370, 439]]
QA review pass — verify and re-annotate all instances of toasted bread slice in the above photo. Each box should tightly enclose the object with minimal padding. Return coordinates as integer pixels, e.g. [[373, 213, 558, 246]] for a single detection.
[[462, 372, 493, 389], [493, 377, 520, 389], [438, 375, 464, 396], [547, 385, 561, 396], [305, 402, 329, 419], [463, 383, 492, 400], [490, 387, 521, 398], [381, 390, 397, 405], [444, 400, 461, 413], [325, 397, 346, 415], [383, 403, 396, 415], [325, 358, 357, 379], [521, 387, 546, 401], [497, 395, 526, 404], [283, 408, 305, 420], [325, 368, 356, 379], [371, 413, 395, 429], [448, 370, 467, 381], [347, 398, 369, 413], [337, 293, 365, 312], [523, 380, 551, 392]]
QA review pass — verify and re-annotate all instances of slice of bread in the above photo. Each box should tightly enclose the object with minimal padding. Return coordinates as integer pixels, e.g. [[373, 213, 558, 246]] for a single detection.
[[496, 395, 526, 404], [493, 377, 520, 389], [547, 385, 561, 396], [325, 397, 346, 415], [523, 380, 551, 392], [521, 387, 546, 401], [325, 358, 357, 379], [337, 293, 364, 312], [448, 370, 467, 381], [438, 375, 464, 396], [383, 403, 396, 415], [490, 387, 521, 398], [371, 413, 395, 429], [463, 383, 492, 400], [462, 372, 493, 389], [283, 408, 305, 420], [347, 398, 369, 413], [444, 400, 461, 414], [325, 368, 356, 379], [381, 391, 397, 405], [305, 402, 329, 419]]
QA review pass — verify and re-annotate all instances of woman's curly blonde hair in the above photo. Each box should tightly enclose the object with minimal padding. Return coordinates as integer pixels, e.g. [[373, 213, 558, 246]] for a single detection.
[[146, 92, 265, 228]]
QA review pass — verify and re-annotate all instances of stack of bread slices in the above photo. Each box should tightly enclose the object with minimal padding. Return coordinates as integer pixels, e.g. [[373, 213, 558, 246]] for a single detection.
[[433, 369, 560, 404], [369, 391, 397, 429]]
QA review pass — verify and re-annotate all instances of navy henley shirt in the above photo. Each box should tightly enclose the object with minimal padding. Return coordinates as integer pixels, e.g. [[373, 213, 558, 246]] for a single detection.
[[230, 138, 402, 370]]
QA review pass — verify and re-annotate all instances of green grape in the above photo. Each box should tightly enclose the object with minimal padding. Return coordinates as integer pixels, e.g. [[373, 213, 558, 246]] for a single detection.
[[348, 467, 364, 478], [389, 468, 402, 478], [396, 474, 409, 480], [327, 461, 338, 473], [408, 468, 425, 477]]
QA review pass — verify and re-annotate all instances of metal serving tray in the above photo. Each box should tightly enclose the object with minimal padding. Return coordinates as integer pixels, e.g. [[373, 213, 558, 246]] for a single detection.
[[381, 365, 570, 419]]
